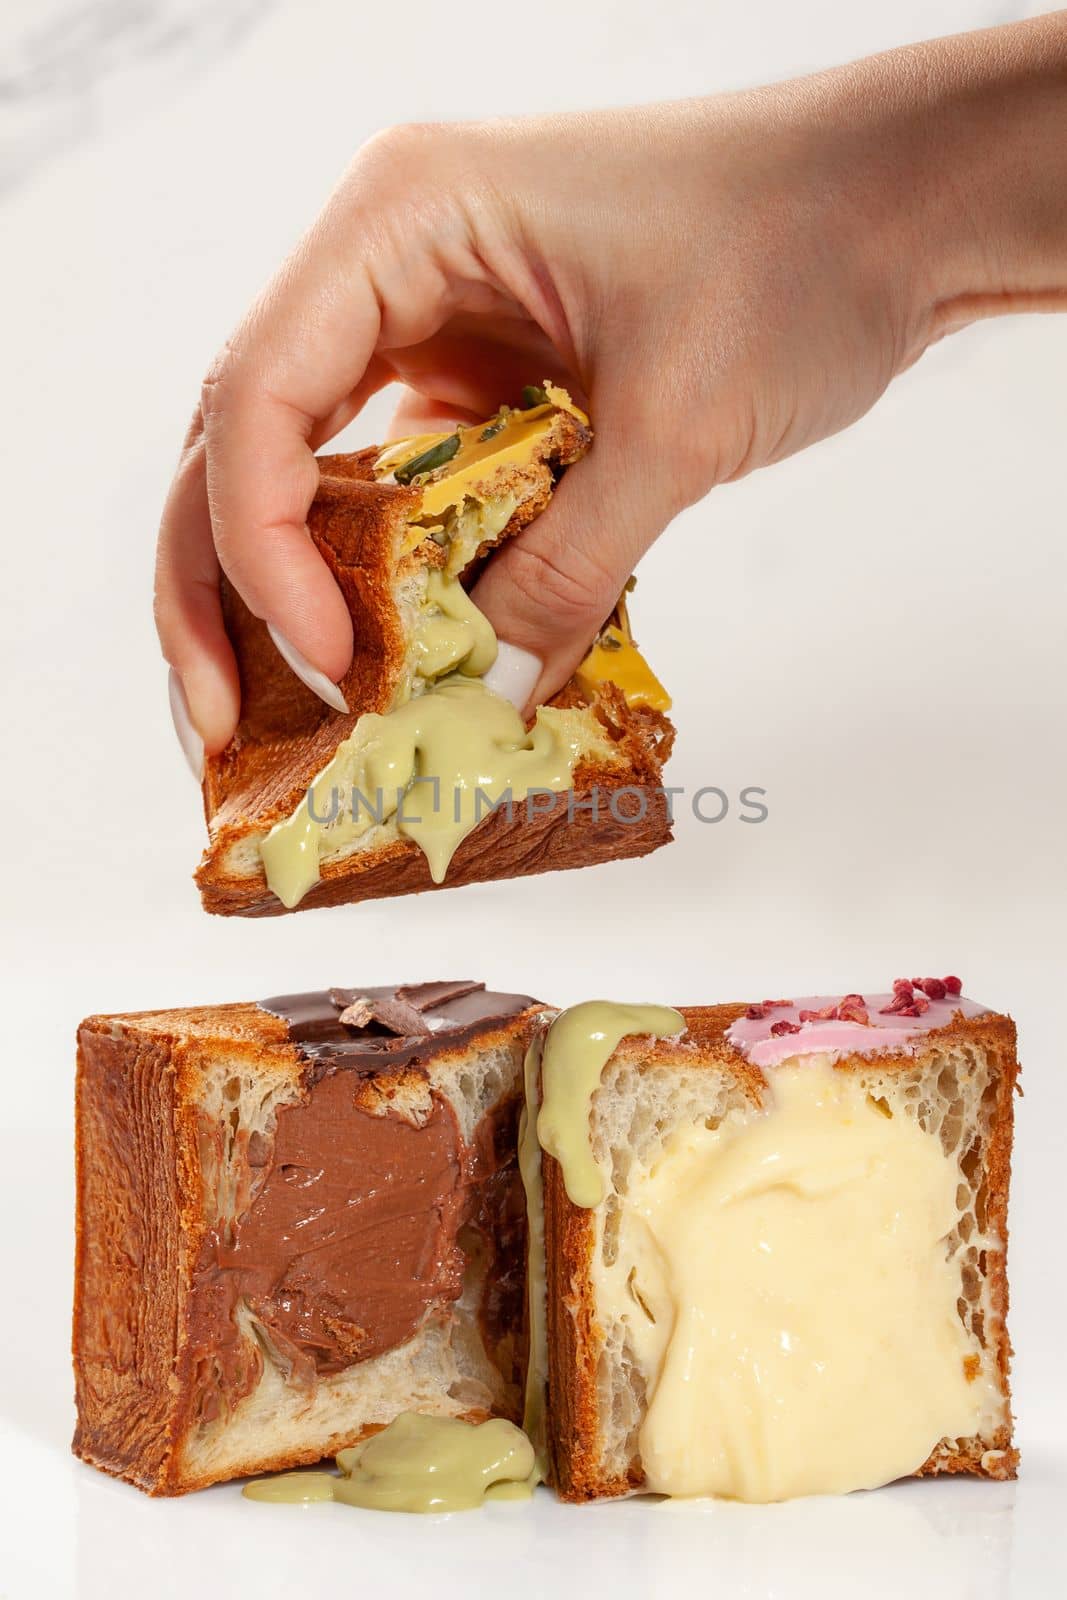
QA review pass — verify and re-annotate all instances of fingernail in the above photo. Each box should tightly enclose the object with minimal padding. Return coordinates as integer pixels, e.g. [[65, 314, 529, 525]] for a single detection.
[[482, 641, 543, 710], [168, 668, 204, 783], [267, 624, 349, 713]]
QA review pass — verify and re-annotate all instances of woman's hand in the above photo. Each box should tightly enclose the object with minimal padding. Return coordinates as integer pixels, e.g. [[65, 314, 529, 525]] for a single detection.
[[155, 12, 1067, 766]]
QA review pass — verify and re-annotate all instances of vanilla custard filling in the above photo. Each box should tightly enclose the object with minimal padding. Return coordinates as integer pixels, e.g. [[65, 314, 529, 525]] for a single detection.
[[593, 1056, 999, 1503]]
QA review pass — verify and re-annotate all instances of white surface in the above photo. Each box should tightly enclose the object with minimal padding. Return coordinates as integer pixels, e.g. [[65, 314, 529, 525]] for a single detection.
[[1, 1, 1065, 1596]]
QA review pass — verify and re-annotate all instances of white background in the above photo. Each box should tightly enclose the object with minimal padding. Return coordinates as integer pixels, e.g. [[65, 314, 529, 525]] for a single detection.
[[2, 1, 1064, 1595]]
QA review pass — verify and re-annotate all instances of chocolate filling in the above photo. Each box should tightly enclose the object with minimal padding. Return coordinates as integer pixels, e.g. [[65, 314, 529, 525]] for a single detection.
[[186, 983, 537, 1425]]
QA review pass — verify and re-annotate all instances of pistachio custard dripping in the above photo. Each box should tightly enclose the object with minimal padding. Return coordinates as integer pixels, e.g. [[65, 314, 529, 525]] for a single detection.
[[260, 677, 591, 908], [518, 1033, 549, 1480], [516, 1003, 685, 1475], [414, 568, 497, 680], [536, 1002, 686, 1209], [244, 1413, 535, 1513]]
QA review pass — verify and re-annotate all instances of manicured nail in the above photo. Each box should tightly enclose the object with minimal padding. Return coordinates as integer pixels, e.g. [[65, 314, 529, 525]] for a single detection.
[[482, 641, 543, 710], [267, 624, 349, 713], [168, 668, 204, 783]]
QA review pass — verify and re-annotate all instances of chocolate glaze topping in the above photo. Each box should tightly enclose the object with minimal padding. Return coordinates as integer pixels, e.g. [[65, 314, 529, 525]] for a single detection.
[[186, 983, 539, 1426], [260, 981, 538, 1072]]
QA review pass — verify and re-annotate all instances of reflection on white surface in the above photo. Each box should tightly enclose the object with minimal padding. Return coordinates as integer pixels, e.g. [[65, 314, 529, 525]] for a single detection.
[[11, 1400, 1066, 1600], [60, 1461, 1017, 1600]]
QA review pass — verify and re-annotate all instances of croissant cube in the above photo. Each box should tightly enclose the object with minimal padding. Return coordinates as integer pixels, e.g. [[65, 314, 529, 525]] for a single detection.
[[73, 983, 542, 1494]]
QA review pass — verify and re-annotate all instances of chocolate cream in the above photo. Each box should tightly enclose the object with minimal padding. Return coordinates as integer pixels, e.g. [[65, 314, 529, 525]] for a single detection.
[[186, 982, 537, 1424]]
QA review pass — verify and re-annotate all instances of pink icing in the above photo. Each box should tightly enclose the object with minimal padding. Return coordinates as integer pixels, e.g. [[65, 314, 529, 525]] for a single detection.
[[726, 993, 988, 1070]]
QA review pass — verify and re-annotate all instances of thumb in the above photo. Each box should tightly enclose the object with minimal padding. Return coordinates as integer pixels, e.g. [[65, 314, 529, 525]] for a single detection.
[[470, 440, 666, 711]]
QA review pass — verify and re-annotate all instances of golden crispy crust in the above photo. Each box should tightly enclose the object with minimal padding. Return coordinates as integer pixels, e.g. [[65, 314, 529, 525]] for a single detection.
[[195, 412, 676, 915], [544, 1006, 1020, 1502], [72, 1001, 541, 1495]]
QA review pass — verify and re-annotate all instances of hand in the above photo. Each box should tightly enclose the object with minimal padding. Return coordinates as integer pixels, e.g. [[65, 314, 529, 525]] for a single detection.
[[155, 13, 1067, 763]]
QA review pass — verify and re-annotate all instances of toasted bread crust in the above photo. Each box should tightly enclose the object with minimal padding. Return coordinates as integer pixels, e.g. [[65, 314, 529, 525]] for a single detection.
[[73, 1001, 540, 1495], [73, 1023, 190, 1490], [544, 1006, 1020, 1502]]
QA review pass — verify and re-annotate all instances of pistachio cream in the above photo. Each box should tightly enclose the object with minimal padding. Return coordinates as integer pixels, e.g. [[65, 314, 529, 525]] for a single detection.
[[414, 568, 497, 680], [536, 1002, 685, 1209], [516, 1002, 684, 1479], [260, 677, 591, 908], [244, 1413, 535, 1513], [518, 1033, 549, 1479], [593, 1056, 1001, 1502]]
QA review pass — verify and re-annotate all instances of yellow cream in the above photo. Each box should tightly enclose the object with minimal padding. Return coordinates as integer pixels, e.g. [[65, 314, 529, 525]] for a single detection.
[[575, 624, 671, 712], [537, 1002, 685, 1209], [243, 1413, 535, 1513], [375, 384, 588, 521], [593, 1057, 999, 1503], [260, 676, 589, 907]]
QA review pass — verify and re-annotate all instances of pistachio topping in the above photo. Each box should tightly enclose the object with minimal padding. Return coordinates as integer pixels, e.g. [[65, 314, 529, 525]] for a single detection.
[[394, 433, 461, 484], [243, 1413, 536, 1513], [537, 1001, 685, 1209]]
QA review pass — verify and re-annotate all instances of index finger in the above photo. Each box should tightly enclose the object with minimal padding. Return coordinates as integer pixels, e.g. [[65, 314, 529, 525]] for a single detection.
[[198, 257, 385, 687]]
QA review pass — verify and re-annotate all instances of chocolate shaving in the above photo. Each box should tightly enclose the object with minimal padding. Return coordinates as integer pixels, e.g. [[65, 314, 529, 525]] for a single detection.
[[396, 980, 485, 1011], [337, 995, 432, 1037], [262, 985, 537, 1068], [335, 996, 374, 1028]]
